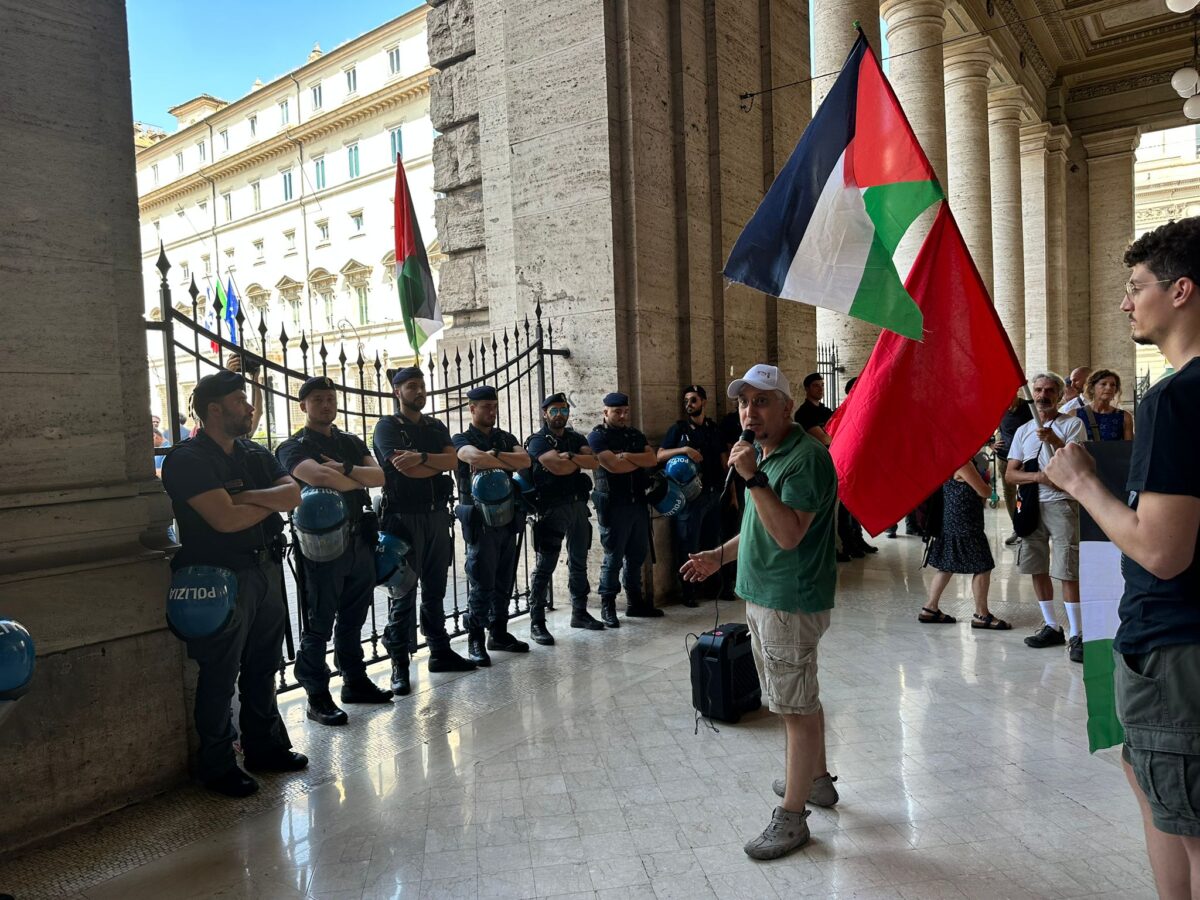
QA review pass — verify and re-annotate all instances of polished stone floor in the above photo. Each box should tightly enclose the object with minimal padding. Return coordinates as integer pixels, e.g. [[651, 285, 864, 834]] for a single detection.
[[0, 510, 1155, 899]]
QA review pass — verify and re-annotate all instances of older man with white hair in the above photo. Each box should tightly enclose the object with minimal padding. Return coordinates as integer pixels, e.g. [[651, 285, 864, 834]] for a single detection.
[[1006, 372, 1086, 661]]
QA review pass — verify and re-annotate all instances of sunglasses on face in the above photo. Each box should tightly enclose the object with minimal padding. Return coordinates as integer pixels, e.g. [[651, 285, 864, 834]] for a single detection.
[[547, 406, 570, 416]]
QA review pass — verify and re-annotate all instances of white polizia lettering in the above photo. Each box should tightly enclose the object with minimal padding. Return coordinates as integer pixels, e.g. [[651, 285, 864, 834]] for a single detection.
[[168, 586, 220, 600]]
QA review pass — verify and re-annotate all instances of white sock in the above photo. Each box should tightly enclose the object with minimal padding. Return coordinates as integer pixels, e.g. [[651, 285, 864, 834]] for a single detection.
[[1065, 602, 1082, 638], [1038, 600, 1058, 628]]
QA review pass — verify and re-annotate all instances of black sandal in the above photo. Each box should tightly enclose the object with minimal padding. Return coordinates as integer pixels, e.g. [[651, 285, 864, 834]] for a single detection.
[[971, 613, 1012, 630], [918, 607, 956, 624]]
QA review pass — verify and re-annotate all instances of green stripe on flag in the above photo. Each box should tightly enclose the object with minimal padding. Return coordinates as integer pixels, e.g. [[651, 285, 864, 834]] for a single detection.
[[848, 236, 924, 340], [1084, 638, 1124, 752], [861, 180, 944, 255], [398, 255, 431, 350]]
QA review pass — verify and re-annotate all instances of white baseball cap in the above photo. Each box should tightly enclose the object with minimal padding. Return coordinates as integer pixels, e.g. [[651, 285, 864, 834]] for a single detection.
[[727, 364, 791, 400]]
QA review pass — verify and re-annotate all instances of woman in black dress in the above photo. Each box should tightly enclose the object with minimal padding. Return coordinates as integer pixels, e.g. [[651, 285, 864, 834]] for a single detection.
[[918, 454, 1011, 629]]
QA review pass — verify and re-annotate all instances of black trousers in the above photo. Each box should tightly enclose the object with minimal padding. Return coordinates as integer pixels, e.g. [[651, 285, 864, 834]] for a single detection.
[[597, 499, 650, 603], [671, 490, 721, 599], [530, 501, 592, 613], [464, 524, 518, 632], [186, 560, 292, 779], [383, 508, 453, 656], [294, 536, 375, 694]]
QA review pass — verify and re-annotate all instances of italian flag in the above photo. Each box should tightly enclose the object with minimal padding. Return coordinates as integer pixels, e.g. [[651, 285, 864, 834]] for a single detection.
[[724, 33, 942, 340], [725, 31, 1025, 533], [394, 157, 442, 352]]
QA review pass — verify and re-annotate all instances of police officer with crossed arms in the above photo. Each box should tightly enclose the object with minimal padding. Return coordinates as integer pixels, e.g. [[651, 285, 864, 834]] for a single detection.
[[275, 376, 394, 727], [588, 391, 663, 625], [373, 366, 476, 694], [526, 392, 602, 636], [452, 385, 533, 665], [161, 369, 307, 797]]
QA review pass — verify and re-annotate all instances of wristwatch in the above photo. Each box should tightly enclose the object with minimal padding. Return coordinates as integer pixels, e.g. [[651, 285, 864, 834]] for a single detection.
[[745, 471, 769, 490], [419, 451, 429, 465], [491, 448, 501, 459], [342, 460, 354, 476]]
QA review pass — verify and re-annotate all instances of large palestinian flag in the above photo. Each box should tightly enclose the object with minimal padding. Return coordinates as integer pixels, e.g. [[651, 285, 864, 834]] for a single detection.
[[723, 31, 1024, 534], [724, 33, 942, 340], [394, 157, 442, 351]]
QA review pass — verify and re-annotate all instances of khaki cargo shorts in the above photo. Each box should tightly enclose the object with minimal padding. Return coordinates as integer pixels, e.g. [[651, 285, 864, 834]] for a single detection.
[[745, 603, 831, 716], [1017, 499, 1079, 581]]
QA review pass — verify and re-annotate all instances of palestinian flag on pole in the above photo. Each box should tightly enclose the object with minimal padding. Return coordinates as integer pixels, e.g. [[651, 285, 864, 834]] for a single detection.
[[1079, 441, 1134, 753], [394, 157, 441, 352], [723, 30, 1024, 533], [724, 32, 943, 339]]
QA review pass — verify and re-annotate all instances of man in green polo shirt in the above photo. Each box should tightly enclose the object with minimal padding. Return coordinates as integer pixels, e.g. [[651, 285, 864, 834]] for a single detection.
[[682, 363, 838, 861]]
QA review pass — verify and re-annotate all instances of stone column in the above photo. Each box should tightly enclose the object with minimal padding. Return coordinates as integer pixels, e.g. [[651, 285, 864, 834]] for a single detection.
[[813, 0, 881, 383], [943, 37, 994, 295], [0, 0, 186, 847], [1020, 123, 1051, 375], [880, 0, 948, 184], [1082, 127, 1140, 393], [988, 86, 1028, 368], [1045, 125, 1072, 374]]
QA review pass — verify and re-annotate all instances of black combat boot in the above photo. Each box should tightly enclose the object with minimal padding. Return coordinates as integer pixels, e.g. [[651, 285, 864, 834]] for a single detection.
[[530, 610, 555, 645], [390, 653, 411, 696], [467, 629, 491, 667], [340, 677, 393, 704], [600, 596, 620, 628], [305, 692, 348, 726]]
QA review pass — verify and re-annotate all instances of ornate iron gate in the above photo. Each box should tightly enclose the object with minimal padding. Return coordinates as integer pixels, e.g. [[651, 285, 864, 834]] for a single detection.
[[816, 341, 844, 408], [145, 248, 569, 693]]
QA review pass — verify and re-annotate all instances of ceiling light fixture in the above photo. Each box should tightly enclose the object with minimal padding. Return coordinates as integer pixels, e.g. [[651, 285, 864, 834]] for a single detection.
[[1176, 15, 1200, 119], [1167, 0, 1199, 14]]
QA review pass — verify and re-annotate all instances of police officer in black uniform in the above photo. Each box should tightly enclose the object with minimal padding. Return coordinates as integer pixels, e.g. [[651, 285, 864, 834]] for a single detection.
[[275, 376, 394, 727], [161, 370, 307, 797], [588, 391, 662, 625], [659, 385, 727, 607], [373, 366, 475, 694], [452, 385, 533, 665], [526, 392, 602, 635]]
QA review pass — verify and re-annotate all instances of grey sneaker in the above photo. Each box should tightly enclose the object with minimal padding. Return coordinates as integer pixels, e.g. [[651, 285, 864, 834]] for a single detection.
[[772, 774, 839, 808], [743, 806, 811, 860], [1068, 634, 1083, 663], [1004, 532, 1020, 546], [1024, 623, 1066, 648]]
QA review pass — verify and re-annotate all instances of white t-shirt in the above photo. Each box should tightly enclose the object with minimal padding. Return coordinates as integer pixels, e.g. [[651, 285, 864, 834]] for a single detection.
[[1011, 414, 1086, 502]]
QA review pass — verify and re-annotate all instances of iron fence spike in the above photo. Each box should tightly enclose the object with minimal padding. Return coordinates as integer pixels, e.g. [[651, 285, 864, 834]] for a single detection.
[[188, 275, 199, 303], [156, 242, 171, 277]]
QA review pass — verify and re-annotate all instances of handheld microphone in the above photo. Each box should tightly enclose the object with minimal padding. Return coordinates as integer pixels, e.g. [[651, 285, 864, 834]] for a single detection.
[[723, 429, 755, 492]]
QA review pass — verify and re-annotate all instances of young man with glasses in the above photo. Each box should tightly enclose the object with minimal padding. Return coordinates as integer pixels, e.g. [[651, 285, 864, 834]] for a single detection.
[[1046, 217, 1200, 899]]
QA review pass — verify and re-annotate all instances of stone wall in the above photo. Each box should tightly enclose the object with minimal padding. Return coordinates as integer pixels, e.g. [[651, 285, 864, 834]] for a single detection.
[[0, 0, 186, 848], [426, 0, 814, 601]]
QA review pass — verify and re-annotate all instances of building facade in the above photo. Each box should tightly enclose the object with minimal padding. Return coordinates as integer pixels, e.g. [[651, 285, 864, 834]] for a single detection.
[[1134, 124, 1200, 386], [137, 9, 437, 432]]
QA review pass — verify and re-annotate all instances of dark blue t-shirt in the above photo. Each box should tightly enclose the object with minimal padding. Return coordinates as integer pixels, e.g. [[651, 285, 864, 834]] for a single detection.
[[451, 424, 519, 504], [161, 430, 287, 569], [588, 424, 650, 506], [372, 413, 455, 513], [526, 426, 592, 504], [276, 425, 372, 518], [1115, 357, 1200, 654], [661, 417, 726, 493]]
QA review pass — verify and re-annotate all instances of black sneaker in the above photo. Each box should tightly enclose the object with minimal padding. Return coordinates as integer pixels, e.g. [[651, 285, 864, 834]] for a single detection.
[[243, 749, 308, 773], [571, 610, 605, 630], [488, 631, 530, 653], [1068, 634, 1083, 663], [306, 692, 348, 726], [1024, 623, 1066, 648], [428, 648, 478, 672], [204, 767, 258, 798], [340, 678, 393, 704]]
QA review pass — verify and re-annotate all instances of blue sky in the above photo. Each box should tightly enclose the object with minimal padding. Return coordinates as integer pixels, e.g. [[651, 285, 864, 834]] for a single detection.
[[127, 0, 425, 127]]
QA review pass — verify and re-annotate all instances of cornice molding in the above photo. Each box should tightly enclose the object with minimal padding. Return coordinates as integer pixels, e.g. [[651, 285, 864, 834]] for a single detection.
[[140, 74, 431, 214], [992, 0, 1055, 87], [1066, 69, 1172, 102]]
